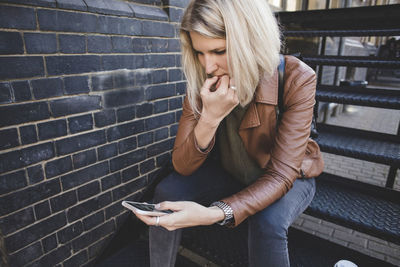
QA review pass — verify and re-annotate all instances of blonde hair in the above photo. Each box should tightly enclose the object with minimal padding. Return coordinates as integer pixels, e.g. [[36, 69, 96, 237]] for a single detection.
[[180, 0, 281, 115]]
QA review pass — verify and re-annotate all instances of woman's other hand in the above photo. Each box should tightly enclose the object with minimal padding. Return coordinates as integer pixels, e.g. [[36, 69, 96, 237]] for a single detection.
[[199, 75, 239, 127], [132, 201, 225, 231]]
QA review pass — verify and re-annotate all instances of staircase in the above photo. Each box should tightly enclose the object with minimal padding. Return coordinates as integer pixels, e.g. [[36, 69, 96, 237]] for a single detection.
[[95, 4, 400, 267]]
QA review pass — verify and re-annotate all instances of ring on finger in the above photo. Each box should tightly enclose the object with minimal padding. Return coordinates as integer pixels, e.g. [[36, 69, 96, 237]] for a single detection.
[[155, 216, 160, 227], [229, 86, 237, 91]]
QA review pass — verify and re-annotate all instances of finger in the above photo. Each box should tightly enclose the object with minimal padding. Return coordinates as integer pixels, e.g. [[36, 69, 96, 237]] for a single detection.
[[200, 76, 218, 93], [157, 201, 185, 211], [216, 75, 230, 94]]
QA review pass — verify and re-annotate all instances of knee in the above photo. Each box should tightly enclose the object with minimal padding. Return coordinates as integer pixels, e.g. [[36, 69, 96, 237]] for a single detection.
[[249, 210, 288, 240]]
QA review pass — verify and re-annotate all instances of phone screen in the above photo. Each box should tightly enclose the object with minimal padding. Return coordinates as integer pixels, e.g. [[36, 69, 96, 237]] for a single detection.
[[122, 201, 173, 215]]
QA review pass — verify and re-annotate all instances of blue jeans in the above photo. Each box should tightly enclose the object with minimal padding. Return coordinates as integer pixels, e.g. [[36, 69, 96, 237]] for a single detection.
[[149, 159, 316, 267]]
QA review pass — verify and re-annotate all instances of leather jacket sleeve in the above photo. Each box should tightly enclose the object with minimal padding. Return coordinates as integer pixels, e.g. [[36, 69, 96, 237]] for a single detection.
[[221, 65, 317, 226], [172, 97, 215, 176]]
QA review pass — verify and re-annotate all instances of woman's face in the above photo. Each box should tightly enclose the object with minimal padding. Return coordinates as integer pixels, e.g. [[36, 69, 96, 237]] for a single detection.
[[189, 31, 229, 78]]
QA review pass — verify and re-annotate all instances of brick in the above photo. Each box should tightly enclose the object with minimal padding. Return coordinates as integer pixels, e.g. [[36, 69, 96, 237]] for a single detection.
[[169, 69, 182, 82], [46, 55, 102, 75], [128, 3, 168, 21], [140, 159, 155, 174], [72, 220, 114, 252], [121, 165, 139, 183], [175, 110, 182, 121], [61, 161, 109, 190], [1, 0, 56, 7], [155, 127, 169, 141], [34, 200, 51, 220], [31, 78, 63, 100], [101, 172, 121, 191], [56, 130, 106, 155], [147, 139, 174, 157], [97, 143, 118, 161], [12, 81, 32, 102], [20, 125, 38, 145], [156, 152, 170, 167], [111, 36, 132, 53], [83, 211, 104, 231], [42, 234, 57, 253], [142, 21, 175, 37], [0, 31, 23, 54], [0, 56, 44, 80], [0, 5, 36, 30], [0, 82, 11, 104], [63, 75, 89, 94], [369, 240, 399, 255], [67, 192, 111, 222], [113, 70, 135, 89], [166, 7, 184, 22], [8, 241, 43, 267], [59, 34, 86, 54], [78, 181, 100, 201], [302, 220, 334, 236], [72, 149, 97, 169], [56, 0, 87, 11], [134, 70, 152, 86], [27, 243, 71, 267], [333, 229, 367, 247], [0, 142, 54, 174], [27, 165, 44, 184], [176, 82, 186, 95], [118, 136, 137, 154], [169, 97, 182, 110], [0, 207, 34, 235], [105, 201, 124, 219], [85, 0, 133, 17], [167, 0, 190, 7], [138, 132, 153, 147], [38, 119, 67, 140], [132, 38, 151, 53], [136, 103, 153, 118], [112, 177, 146, 201], [50, 95, 101, 117], [107, 120, 145, 141], [117, 106, 136, 122], [170, 123, 179, 137], [38, 9, 97, 32], [25, 33, 57, 54], [91, 73, 113, 91], [145, 113, 175, 130], [5, 212, 66, 252], [0, 128, 19, 150], [94, 109, 116, 127], [64, 250, 88, 267], [131, 0, 162, 4], [151, 69, 168, 84], [102, 55, 144, 71], [87, 35, 112, 53], [50, 190, 77, 213], [68, 114, 93, 134], [88, 237, 110, 259], [154, 99, 168, 113], [45, 156, 72, 178], [109, 148, 146, 172], [168, 39, 181, 52], [145, 84, 175, 101], [144, 54, 176, 68], [57, 221, 83, 244], [97, 16, 142, 35]]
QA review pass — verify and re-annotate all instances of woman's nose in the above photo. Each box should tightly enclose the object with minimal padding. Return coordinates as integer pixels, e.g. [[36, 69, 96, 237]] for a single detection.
[[204, 56, 217, 75]]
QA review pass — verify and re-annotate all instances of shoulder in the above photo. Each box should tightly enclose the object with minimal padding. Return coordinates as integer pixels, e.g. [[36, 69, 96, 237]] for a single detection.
[[284, 55, 316, 86]]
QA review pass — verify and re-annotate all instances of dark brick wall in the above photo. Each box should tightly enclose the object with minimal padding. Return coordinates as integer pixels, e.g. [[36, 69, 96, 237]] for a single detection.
[[0, 0, 189, 266]]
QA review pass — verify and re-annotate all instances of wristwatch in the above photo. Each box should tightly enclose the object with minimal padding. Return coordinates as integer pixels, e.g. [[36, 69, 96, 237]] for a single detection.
[[210, 201, 235, 227]]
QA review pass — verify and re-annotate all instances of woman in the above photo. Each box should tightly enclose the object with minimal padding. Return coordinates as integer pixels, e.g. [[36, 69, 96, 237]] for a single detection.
[[133, 0, 324, 266]]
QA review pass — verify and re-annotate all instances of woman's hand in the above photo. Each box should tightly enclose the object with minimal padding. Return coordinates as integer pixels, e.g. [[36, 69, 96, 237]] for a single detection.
[[131, 201, 225, 231], [199, 75, 239, 127]]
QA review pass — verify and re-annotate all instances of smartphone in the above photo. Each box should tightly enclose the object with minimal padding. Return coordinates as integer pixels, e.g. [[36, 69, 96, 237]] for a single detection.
[[122, 201, 173, 216]]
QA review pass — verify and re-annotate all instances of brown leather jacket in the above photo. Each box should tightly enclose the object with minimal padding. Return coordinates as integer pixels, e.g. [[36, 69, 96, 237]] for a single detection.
[[172, 55, 324, 226]]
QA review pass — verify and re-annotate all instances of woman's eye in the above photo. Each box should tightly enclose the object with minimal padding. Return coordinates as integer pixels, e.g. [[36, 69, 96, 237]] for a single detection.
[[215, 50, 226, 55]]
